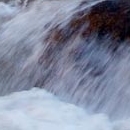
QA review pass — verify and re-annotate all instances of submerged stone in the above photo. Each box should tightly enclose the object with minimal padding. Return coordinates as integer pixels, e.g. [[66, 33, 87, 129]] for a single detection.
[[87, 0, 130, 41], [46, 0, 130, 45]]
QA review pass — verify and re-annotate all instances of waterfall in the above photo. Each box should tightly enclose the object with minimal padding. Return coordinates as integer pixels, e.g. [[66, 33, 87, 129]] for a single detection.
[[0, 0, 130, 120]]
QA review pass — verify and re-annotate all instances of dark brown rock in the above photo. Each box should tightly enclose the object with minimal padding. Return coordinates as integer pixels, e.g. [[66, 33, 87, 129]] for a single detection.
[[45, 0, 130, 45], [86, 0, 130, 41]]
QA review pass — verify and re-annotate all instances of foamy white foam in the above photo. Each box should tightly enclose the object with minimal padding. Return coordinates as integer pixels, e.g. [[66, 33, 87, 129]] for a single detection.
[[0, 88, 128, 130], [0, 2, 18, 16]]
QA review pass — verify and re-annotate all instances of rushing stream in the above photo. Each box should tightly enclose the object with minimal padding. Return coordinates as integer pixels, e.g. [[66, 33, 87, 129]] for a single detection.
[[0, 0, 130, 129]]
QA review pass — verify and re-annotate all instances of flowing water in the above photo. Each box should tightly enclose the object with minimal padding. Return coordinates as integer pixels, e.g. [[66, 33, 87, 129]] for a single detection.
[[0, 0, 130, 129]]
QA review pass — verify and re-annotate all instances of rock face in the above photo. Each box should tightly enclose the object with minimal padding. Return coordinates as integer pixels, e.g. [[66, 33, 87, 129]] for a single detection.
[[39, 0, 130, 69], [87, 0, 130, 41], [45, 0, 130, 45]]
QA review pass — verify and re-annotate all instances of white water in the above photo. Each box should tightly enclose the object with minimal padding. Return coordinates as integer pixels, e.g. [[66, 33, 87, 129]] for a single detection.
[[0, 88, 129, 130], [0, 0, 130, 129]]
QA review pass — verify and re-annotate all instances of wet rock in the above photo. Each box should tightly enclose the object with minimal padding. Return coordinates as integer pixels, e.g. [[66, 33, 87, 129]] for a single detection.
[[87, 0, 130, 41], [46, 0, 130, 45], [40, 0, 130, 69]]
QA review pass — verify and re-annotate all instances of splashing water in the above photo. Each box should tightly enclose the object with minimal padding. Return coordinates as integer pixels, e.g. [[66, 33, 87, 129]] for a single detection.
[[0, 0, 130, 129], [0, 88, 127, 130]]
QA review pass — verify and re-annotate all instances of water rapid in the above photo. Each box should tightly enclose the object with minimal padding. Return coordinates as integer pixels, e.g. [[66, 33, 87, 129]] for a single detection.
[[0, 0, 130, 129]]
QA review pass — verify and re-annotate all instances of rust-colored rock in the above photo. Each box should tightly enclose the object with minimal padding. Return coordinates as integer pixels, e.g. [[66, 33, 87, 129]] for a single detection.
[[86, 0, 130, 41], [45, 9, 88, 45], [45, 0, 130, 45]]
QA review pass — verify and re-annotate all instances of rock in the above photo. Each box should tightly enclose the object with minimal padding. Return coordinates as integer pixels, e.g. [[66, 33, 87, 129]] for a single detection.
[[86, 0, 130, 41], [46, 0, 130, 45]]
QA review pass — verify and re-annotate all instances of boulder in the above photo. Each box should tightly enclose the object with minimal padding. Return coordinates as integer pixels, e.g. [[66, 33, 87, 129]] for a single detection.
[[86, 0, 130, 41], [46, 0, 130, 44]]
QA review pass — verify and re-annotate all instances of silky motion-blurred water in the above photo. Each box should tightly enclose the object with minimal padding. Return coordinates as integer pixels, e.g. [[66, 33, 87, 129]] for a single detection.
[[0, 0, 130, 129]]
